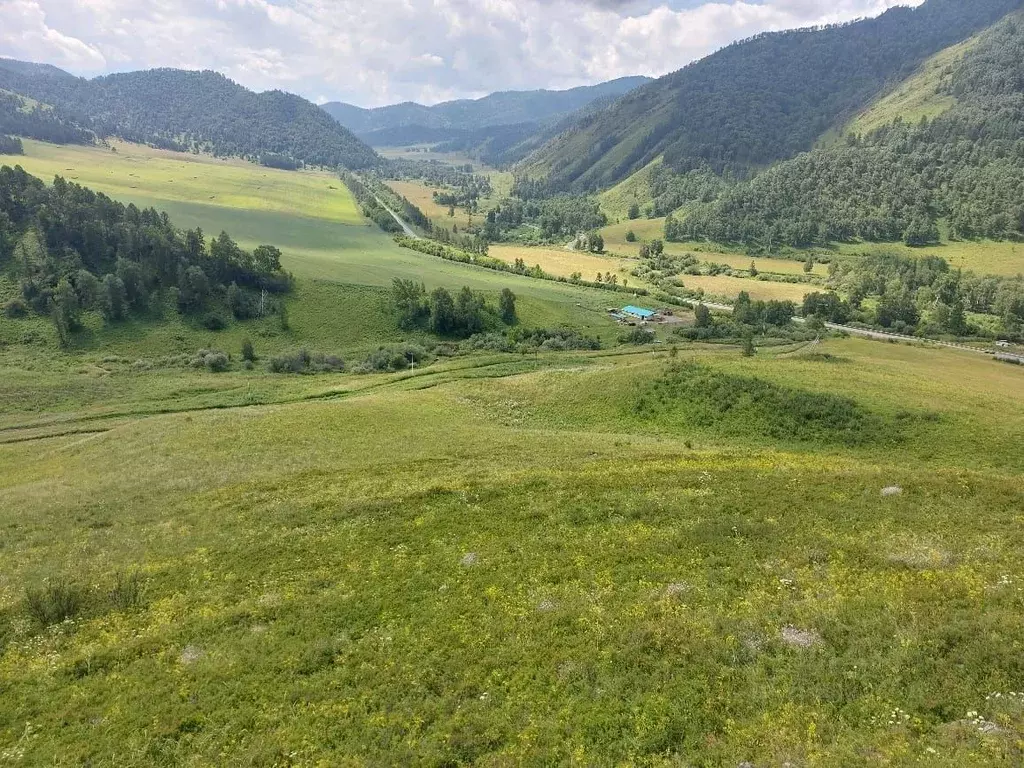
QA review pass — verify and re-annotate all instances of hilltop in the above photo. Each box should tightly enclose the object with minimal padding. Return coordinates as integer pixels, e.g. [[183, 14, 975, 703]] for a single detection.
[[0, 61, 380, 169]]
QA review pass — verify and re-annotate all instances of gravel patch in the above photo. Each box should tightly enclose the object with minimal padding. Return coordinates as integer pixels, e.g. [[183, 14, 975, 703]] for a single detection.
[[780, 626, 821, 649], [664, 582, 690, 597], [881, 485, 903, 497]]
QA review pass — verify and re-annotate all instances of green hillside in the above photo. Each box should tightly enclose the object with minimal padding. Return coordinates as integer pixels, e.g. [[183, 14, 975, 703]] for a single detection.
[[678, 11, 1024, 249], [840, 35, 979, 139], [518, 0, 1022, 192], [0, 60, 380, 169], [1, 140, 622, 359]]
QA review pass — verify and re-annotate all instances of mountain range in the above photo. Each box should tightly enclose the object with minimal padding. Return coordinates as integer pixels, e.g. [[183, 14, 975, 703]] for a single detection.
[[322, 77, 650, 138]]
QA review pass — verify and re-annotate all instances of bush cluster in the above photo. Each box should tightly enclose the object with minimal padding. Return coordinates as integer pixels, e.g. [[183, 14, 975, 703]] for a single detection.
[[269, 349, 345, 374]]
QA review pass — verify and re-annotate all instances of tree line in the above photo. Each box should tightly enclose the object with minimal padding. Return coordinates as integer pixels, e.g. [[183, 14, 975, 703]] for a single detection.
[[391, 278, 516, 337], [0, 165, 290, 343]]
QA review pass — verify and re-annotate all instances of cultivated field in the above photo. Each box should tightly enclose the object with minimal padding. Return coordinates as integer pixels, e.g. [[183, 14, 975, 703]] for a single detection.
[[835, 239, 1024, 278], [386, 179, 456, 228], [600, 216, 1024, 278], [679, 274, 813, 302], [488, 244, 640, 284]]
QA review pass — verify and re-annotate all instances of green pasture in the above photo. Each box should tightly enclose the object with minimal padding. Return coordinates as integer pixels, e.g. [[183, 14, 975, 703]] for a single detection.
[[2, 141, 624, 358], [0, 338, 1022, 765]]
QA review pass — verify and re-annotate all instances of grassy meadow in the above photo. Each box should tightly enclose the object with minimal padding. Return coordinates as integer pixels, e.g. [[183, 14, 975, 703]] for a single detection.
[[3, 140, 624, 358], [1, 335, 1023, 765], [2, 140, 1024, 765]]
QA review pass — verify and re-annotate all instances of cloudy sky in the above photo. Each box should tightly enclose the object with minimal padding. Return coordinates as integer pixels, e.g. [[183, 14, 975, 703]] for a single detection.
[[1, 0, 923, 107]]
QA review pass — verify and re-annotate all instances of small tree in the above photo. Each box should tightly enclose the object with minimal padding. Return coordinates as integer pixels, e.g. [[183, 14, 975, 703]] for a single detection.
[[53, 277, 81, 333], [694, 303, 711, 328], [803, 257, 814, 274], [741, 332, 756, 357], [429, 287, 457, 335], [499, 288, 517, 325], [241, 338, 256, 362], [749, 261, 758, 277], [101, 274, 127, 322], [74, 270, 101, 310], [628, 202, 641, 220], [625, 230, 637, 243]]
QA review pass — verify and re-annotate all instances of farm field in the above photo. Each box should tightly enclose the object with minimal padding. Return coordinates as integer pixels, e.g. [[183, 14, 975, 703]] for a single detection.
[[600, 218, 1024, 278], [678, 273, 813, 303], [2, 336, 1023, 765], [386, 179, 455, 228], [834, 239, 1024, 278], [488, 244, 640, 284]]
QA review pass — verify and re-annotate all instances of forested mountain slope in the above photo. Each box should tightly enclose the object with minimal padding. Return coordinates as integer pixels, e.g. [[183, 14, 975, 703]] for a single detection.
[[0, 62, 380, 169], [676, 11, 1024, 248], [518, 0, 1022, 192]]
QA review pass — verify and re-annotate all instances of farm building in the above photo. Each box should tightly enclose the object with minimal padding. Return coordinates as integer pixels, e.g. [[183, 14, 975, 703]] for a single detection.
[[622, 306, 657, 321]]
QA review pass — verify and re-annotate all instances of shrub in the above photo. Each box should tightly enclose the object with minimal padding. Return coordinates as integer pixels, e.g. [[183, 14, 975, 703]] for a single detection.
[[356, 344, 428, 373], [201, 313, 228, 331], [109, 570, 145, 612], [3, 298, 28, 318], [241, 338, 256, 362], [634, 362, 899, 446], [620, 328, 655, 345], [204, 352, 230, 372], [269, 349, 345, 374], [25, 579, 85, 626]]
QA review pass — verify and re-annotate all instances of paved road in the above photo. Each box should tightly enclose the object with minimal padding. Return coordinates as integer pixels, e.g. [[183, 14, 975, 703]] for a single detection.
[[373, 194, 420, 239]]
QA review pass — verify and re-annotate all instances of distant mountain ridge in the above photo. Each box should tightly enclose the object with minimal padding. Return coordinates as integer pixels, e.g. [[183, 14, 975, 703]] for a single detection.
[[322, 77, 651, 136], [0, 60, 380, 169], [517, 0, 1023, 192]]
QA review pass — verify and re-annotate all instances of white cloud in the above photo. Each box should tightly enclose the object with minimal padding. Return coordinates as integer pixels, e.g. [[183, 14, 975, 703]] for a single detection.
[[0, 0, 925, 106]]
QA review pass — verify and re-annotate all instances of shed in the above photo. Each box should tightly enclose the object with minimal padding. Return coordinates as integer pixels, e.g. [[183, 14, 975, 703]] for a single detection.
[[622, 305, 656, 320]]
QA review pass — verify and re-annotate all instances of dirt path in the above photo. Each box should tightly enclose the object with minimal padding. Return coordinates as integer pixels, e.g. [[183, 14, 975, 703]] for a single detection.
[[373, 194, 419, 239]]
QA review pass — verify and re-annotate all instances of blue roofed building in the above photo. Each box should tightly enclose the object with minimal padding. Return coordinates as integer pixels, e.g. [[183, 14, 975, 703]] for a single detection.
[[622, 305, 657, 321]]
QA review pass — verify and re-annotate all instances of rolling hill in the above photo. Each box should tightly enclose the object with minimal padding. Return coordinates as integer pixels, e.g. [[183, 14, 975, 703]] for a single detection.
[[517, 0, 1023, 193], [0, 61, 381, 170]]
